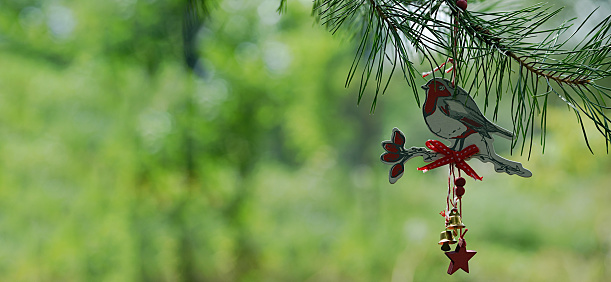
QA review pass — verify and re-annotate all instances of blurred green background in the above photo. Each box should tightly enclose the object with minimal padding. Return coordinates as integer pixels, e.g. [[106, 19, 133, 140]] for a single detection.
[[0, 0, 610, 281]]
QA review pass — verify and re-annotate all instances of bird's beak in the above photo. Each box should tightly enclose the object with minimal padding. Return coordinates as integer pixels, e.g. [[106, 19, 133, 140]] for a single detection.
[[421, 85, 429, 90]]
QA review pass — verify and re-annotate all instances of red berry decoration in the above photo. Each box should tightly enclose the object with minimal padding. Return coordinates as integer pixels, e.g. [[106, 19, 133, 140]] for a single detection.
[[455, 186, 465, 197], [454, 177, 466, 187], [457, 0, 467, 11]]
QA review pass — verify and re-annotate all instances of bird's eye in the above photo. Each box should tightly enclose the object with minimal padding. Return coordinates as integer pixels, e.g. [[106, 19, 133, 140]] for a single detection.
[[438, 85, 445, 91]]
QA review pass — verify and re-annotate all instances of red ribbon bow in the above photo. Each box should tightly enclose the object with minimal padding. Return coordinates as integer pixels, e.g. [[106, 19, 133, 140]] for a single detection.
[[417, 140, 482, 180]]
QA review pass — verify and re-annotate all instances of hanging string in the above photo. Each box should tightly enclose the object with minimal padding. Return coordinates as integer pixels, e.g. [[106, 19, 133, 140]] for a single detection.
[[438, 3, 470, 243], [422, 58, 454, 78], [451, 166, 456, 208], [452, 2, 463, 239], [457, 164, 466, 238], [446, 164, 452, 222], [452, 15, 458, 86], [459, 174, 464, 238], [461, 229, 468, 239]]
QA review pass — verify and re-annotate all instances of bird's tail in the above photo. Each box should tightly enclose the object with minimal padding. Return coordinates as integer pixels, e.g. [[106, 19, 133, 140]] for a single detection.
[[493, 126, 514, 140]]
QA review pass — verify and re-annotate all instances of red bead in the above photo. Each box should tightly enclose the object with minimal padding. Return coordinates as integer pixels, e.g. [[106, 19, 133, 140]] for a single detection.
[[457, 0, 467, 11], [455, 186, 465, 197], [454, 177, 466, 187]]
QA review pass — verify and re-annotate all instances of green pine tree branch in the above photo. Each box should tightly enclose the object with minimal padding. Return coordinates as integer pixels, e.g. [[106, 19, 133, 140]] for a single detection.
[[312, 0, 611, 153]]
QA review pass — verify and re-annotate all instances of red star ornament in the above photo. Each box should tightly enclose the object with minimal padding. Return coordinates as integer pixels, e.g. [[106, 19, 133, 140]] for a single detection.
[[445, 238, 477, 275]]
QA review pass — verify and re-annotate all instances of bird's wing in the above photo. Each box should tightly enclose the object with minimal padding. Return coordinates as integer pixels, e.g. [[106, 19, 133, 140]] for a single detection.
[[440, 79, 514, 139], [443, 99, 488, 127], [456, 89, 515, 139], [443, 99, 514, 140]]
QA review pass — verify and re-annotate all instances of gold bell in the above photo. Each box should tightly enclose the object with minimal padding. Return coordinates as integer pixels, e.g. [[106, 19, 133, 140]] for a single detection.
[[438, 230, 457, 244], [438, 230, 457, 251], [446, 209, 466, 230]]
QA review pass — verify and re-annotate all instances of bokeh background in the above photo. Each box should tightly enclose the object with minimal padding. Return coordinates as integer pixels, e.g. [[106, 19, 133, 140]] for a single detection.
[[1, 0, 610, 281]]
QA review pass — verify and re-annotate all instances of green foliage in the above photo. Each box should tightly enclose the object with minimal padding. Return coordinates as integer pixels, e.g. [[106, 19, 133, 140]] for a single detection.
[[0, 0, 610, 281]]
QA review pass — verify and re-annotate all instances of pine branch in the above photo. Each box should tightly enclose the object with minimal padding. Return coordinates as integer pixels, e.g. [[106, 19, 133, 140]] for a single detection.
[[313, 0, 611, 152], [458, 3, 611, 153], [466, 24, 592, 85]]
